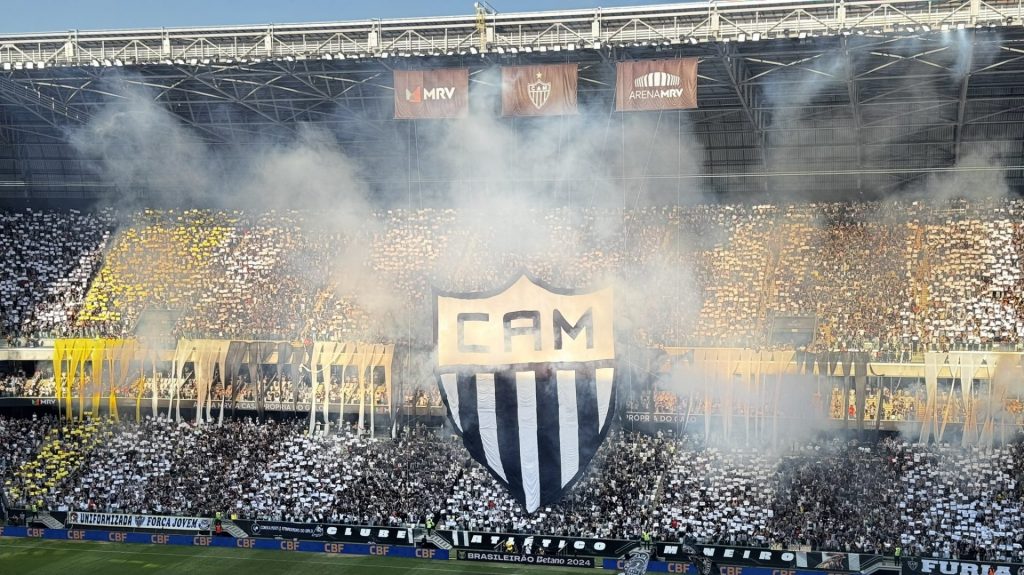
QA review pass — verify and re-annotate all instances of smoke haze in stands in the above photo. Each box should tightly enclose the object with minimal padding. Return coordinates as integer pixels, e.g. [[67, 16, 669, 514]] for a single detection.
[[66, 72, 711, 346]]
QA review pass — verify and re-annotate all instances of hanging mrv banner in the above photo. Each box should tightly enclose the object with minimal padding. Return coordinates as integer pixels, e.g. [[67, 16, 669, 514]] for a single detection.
[[616, 58, 698, 111], [394, 68, 469, 119], [502, 63, 578, 116], [436, 275, 616, 513]]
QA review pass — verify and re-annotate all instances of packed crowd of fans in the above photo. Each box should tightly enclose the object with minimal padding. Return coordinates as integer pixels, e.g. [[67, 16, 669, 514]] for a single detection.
[[1, 200, 1024, 350], [0, 209, 114, 344], [1, 414, 1022, 561]]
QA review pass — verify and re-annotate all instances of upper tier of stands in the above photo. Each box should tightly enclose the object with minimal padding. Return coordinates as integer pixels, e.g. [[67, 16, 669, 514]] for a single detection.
[[2, 199, 1023, 350]]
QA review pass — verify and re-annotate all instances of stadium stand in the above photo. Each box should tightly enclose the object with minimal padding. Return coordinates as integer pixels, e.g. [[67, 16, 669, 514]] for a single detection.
[[0, 210, 114, 344], [2, 201, 1024, 562], [1, 200, 1024, 350], [0, 417, 1022, 561]]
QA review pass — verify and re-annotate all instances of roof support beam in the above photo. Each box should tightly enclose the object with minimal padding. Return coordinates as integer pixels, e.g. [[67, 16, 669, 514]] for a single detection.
[[843, 37, 864, 194], [0, 74, 91, 130], [174, 66, 297, 137], [953, 37, 975, 163], [716, 43, 767, 174]]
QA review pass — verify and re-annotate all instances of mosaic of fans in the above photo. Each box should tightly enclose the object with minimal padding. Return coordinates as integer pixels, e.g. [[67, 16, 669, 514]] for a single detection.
[[0, 199, 1022, 349], [2, 200, 1024, 563], [1, 415, 1022, 561]]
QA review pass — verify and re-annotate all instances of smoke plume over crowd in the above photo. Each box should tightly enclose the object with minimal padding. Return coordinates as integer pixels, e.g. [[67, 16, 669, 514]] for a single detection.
[[59, 28, 1018, 448]]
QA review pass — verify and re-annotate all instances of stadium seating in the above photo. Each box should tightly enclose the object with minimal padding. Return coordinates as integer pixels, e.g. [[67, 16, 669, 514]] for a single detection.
[[0, 209, 114, 343], [1, 201, 1023, 351], [1, 415, 1022, 561]]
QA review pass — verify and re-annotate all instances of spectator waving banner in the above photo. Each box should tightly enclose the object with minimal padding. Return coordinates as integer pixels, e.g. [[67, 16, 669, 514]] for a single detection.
[[435, 274, 616, 513]]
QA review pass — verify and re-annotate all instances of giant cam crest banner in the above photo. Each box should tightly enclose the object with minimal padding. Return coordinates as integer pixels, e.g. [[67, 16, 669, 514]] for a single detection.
[[435, 275, 616, 512]]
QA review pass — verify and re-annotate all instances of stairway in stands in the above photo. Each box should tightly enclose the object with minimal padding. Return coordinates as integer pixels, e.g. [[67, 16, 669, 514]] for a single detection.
[[650, 469, 668, 514], [219, 519, 249, 538], [37, 511, 65, 529], [413, 528, 453, 550]]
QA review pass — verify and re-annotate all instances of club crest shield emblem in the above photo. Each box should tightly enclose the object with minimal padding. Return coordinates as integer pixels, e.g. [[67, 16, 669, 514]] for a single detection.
[[528, 73, 552, 109], [435, 275, 616, 513]]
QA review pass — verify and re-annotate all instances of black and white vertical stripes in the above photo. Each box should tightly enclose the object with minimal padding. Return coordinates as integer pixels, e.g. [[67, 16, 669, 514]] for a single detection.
[[439, 364, 614, 513]]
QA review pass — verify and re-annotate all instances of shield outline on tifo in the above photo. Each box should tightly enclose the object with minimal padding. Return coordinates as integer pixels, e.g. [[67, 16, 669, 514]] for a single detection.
[[434, 273, 617, 513], [527, 73, 552, 109]]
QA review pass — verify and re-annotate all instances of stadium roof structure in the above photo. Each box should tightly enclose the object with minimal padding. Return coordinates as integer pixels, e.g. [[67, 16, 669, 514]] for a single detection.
[[3, 0, 1024, 204]]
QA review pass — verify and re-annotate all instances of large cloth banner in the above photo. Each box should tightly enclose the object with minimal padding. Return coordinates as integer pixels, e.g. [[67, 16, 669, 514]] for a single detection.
[[436, 275, 615, 513], [501, 63, 578, 116], [394, 68, 469, 119], [901, 558, 1024, 575], [232, 520, 411, 543], [615, 58, 698, 111], [53, 339, 139, 420], [449, 530, 866, 570], [67, 511, 212, 531], [456, 550, 596, 568]]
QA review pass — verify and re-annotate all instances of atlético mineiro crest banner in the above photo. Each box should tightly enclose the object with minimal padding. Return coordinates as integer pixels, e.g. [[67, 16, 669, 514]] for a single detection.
[[435, 275, 616, 513], [501, 63, 578, 117]]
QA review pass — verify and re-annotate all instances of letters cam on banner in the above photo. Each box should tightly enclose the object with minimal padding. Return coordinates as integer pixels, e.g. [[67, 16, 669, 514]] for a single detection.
[[615, 58, 698, 111], [435, 275, 616, 513], [501, 63, 578, 116], [393, 68, 470, 119]]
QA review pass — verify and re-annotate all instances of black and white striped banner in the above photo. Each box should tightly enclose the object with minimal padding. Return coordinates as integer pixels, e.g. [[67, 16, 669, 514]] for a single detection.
[[435, 275, 617, 513]]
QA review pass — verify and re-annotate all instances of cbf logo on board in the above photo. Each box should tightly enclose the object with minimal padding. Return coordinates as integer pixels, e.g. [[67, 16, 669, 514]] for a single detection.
[[435, 275, 616, 513]]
